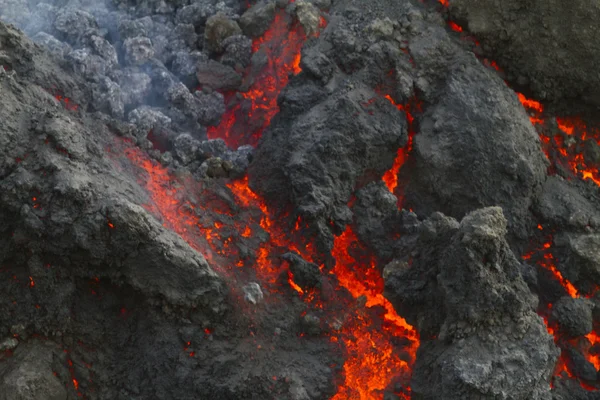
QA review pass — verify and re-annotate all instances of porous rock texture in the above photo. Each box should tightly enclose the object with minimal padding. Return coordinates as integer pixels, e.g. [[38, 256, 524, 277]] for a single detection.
[[447, 0, 600, 109], [385, 207, 559, 399]]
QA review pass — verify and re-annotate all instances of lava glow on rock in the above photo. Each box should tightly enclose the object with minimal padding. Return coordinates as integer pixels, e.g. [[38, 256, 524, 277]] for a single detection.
[[119, 8, 420, 399]]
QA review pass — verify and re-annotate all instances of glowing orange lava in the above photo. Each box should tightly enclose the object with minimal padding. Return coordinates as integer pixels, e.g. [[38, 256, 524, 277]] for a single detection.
[[330, 228, 419, 400], [207, 10, 307, 148]]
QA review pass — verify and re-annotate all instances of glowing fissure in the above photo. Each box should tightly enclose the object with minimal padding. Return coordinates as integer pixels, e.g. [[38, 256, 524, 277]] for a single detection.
[[119, 6, 423, 399]]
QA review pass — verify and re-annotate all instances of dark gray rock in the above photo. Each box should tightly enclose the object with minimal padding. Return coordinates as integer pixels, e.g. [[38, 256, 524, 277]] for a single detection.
[[550, 297, 593, 338], [239, 1, 277, 38], [402, 39, 548, 242], [118, 17, 154, 40], [204, 12, 242, 53], [221, 34, 253, 69], [171, 50, 207, 84], [123, 36, 154, 66], [53, 9, 99, 46], [249, 84, 407, 254], [282, 252, 321, 290], [535, 176, 600, 231], [31, 32, 72, 58], [194, 90, 226, 126], [196, 59, 242, 90], [449, 0, 600, 107], [386, 208, 558, 399], [556, 233, 600, 289], [173, 133, 201, 165]]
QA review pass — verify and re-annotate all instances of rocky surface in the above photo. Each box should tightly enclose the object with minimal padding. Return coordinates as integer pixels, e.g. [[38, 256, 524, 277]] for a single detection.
[[447, 0, 600, 109], [385, 207, 559, 399]]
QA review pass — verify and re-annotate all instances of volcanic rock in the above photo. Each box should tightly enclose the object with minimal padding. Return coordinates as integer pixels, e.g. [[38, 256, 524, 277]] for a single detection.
[[53, 9, 98, 46], [221, 34, 253, 69], [249, 84, 407, 254], [386, 207, 558, 399], [556, 233, 600, 290], [535, 176, 600, 231], [0, 340, 67, 400], [295, 1, 321, 36], [402, 36, 548, 242], [239, 1, 277, 38], [194, 90, 226, 126], [204, 12, 242, 53], [283, 252, 321, 290], [550, 297, 593, 338], [123, 36, 154, 66], [31, 32, 71, 58], [196, 59, 242, 91], [448, 0, 600, 107], [243, 282, 264, 305]]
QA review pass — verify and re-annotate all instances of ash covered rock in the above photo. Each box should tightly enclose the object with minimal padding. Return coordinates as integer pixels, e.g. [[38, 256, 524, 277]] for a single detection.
[[555, 233, 600, 292], [204, 12, 242, 53], [402, 37, 548, 242], [447, 0, 600, 108], [385, 207, 558, 399], [196, 59, 242, 90]]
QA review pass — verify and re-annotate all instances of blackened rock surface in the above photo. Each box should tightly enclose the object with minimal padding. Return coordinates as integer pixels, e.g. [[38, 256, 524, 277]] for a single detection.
[[550, 297, 593, 338], [249, 84, 407, 253], [402, 46, 547, 242], [386, 207, 558, 399], [448, 0, 600, 108]]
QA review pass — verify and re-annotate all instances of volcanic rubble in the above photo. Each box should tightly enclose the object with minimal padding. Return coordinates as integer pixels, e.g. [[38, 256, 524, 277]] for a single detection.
[[1, 0, 600, 399]]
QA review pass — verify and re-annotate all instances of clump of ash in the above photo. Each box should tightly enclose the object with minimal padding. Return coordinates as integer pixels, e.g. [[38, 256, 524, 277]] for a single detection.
[[0, 0, 600, 398]]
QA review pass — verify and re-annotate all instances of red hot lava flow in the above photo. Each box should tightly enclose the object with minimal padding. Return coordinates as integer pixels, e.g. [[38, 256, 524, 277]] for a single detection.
[[117, 4, 421, 399], [206, 9, 306, 149]]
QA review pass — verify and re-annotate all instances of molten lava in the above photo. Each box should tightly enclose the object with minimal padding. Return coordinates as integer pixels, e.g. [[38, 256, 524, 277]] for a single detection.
[[207, 10, 307, 148], [330, 228, 418, 399]]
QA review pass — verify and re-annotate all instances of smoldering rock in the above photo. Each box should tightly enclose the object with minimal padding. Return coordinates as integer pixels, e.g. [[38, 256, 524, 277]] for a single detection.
[[301, 313, 322, 336], [386, 208, 558, 399], [282, 252, 321, 290], [564, 345, 598, 384], [204, 12, 242, 53], [201, 157, 233, 178], [239, 1, 277, 38], [550, 297, 593, 338], [89, 35, 118, 69], [401, 37, 548, 242], [196, 59, 242, 91], [93, 77, 125, 118], [448, 0, 600, 108], [123, 36, 155, 66]]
